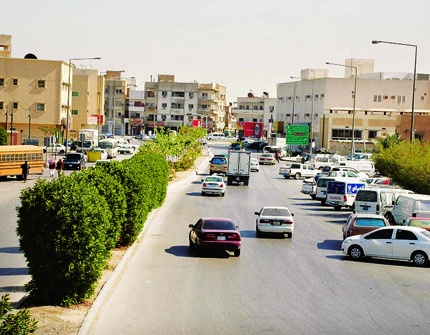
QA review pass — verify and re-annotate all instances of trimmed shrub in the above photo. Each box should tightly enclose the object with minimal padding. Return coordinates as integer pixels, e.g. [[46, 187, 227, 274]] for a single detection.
[[0, 294, 38, 334], [16, 176, 112, 306]]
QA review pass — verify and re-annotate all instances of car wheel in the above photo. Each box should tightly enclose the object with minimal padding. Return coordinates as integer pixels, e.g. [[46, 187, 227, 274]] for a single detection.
[[349, 245, 364, 261], [256, 226, 262, 238], [234, 249, 241, 257], [189, 237, 195, 250], [294, 173, 301, 180], [334, 206, 341, 211], [59, 150, 65, 154], [412, 251, 428, 267], [221, 192, 225, 197], [310, 194, 316, 200], [321, 199, 326, 205], [287, 232, 292, 238], [201, 191, 205, 196]]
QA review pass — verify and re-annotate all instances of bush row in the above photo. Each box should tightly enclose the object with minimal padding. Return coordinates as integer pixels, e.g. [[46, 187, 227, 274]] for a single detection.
[[15, 128, 203, 307]]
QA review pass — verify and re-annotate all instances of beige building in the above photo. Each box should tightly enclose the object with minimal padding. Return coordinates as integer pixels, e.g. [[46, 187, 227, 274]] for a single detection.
[[276, 59, 430, 155], [144, 75, 226, 133]]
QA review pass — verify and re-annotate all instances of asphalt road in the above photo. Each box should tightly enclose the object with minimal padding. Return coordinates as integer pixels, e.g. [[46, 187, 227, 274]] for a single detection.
[[81, 144, 430, 335]]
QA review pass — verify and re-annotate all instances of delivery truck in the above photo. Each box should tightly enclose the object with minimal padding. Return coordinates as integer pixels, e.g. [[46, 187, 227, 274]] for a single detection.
[[226, 150, 251, 186]]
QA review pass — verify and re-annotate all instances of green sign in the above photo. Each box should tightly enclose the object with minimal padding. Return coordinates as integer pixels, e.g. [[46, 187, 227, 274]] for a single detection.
[[286, 125, 309, 145]]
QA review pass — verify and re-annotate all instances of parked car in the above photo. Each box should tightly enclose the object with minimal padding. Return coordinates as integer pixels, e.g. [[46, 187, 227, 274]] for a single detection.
[[117, 144, 135, 154], [342, 213, 390, 240], [188, 217, 241, 257], [404, 217, 430, 231], [250, 158, 260, 172], [259, 153, 276, 165], [254, 206, 295, 238], [201, 175, 225, 197], [63, 152, 86, 170], [341, 226, 430, 267], [43, 143, 66, 155], [279, 163, 318, 180]]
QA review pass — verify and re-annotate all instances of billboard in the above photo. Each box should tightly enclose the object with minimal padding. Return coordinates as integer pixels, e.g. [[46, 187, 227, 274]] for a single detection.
[[286, 125, 309, 145], [192, 119, 202, 127], [243, 122, 264, 138]]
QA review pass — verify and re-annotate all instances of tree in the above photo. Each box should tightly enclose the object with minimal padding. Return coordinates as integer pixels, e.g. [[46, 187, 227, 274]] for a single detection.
[[0, 127, 7, 145]]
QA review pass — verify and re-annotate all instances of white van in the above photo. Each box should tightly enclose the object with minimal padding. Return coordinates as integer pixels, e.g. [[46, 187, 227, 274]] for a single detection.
[[206, 133, 226, 141], [353, 187, 414, 217], [336, 160, 376, 177], [390, 193, 430, 225], [326, 179, 366, 210], [315, 176, 337, 205]]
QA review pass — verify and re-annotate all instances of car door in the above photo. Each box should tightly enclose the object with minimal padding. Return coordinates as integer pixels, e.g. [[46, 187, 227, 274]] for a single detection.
[[391, 229, 419, 260], [364, 228, 395, 257]]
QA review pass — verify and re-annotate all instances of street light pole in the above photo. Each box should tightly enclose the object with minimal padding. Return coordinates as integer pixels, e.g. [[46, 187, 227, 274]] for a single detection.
[[372, 40, 417, 143], [326, 62, 357, 157], [28, 108, 31, 142], [66, 57, 101, 153]]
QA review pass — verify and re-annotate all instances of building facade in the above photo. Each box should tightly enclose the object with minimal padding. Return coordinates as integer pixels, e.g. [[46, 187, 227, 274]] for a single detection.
[[276, 60, 430, 155], [144, 75, 226, 133], [126, 89, 145, 136]]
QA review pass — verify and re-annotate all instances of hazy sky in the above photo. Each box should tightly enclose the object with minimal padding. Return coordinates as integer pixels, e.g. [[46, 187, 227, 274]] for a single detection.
[[3, 0, 430, 102]]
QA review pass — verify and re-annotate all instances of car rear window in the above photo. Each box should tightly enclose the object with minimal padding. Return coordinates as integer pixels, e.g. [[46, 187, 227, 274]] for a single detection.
[[355, 218, 386, 227], [356, 190, 377, 202], [409, 219, 430, 228], [327, 181, 346, 194], [211, 158, 227, 164], [65, 154, 82, 160], [203, 220, 236, 230], [261, 208, 291, 217], [206, 177, 222, 182]]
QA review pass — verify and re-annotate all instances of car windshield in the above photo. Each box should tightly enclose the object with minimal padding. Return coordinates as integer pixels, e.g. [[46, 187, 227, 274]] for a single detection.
[[65, 154, 81, 160], [355, 218, 386, 227], [261, 208, 291, 217], [202, 219, 236, 230]]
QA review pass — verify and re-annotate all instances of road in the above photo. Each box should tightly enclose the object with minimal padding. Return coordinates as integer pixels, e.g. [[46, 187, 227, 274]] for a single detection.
[[82, 143, 430, 335]]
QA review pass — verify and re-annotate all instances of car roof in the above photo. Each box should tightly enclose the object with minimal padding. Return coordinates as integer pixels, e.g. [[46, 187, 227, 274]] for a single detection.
[[349, 213, 386, 219]]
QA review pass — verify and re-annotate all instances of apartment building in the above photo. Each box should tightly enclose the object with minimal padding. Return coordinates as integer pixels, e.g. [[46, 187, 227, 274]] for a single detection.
[[276, 59, 430, 155], [231, 92, 276, 138], [126, 90, 145, 135], [144, 75, 226, 133]]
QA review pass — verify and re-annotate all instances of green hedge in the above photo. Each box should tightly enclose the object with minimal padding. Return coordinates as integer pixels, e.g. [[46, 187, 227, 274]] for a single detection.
[[15, 129, 200, 306]]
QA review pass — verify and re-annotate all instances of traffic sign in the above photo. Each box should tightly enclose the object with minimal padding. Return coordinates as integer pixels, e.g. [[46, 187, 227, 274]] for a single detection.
[[286, 125, 309, 145]]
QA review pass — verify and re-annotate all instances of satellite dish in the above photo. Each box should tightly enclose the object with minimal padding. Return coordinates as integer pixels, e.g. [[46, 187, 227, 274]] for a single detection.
[[24, 53, 38, 59]]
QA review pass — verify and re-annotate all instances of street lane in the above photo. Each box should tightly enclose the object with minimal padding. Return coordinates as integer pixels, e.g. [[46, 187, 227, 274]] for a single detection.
[[85, 145, 430, 335]]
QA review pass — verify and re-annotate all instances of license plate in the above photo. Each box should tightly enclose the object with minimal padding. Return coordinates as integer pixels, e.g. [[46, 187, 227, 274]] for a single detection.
[[217, 236, 226, 241], [272, 221, 281, 225], [362, 206, 369, 211]]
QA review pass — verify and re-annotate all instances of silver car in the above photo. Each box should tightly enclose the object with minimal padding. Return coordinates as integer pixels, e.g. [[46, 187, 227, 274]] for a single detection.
[[201, 175, 226, 197]]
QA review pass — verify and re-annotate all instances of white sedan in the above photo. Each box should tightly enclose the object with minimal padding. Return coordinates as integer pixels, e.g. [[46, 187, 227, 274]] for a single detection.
[[250, 158, 259, 172], [201, 175, 226, 197], [254, 206, 295, 238], [341, 226, 430, 267], [117, 144, 135, 154]]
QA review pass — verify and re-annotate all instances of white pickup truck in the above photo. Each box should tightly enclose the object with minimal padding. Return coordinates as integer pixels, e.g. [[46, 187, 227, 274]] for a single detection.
[[279, 163, 319, 180], [301, 179, 317, 199]]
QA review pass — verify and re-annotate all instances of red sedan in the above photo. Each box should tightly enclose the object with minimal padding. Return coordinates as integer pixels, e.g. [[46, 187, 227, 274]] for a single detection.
[[189, 217, 241, 256]]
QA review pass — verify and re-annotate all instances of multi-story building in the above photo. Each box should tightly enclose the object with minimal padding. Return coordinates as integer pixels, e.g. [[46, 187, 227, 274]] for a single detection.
[[102, 71, 137, 135], [0, 35, 72, 145], [144, 75, 226, 133], [231, 92, 276, 138], [70, 68, 104, 138], [126, 90, 145, 136], [276, 59, 430, 155]]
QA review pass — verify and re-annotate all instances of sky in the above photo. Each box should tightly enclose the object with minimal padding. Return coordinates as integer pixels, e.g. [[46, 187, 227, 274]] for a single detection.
[[3, 0, 430, 102]]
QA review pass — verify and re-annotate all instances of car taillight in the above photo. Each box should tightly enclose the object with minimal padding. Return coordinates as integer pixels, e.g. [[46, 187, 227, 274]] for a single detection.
[[227, 233, 241, 241], [220, 184, 224, 188], [283, 220, 294, 224], [344, 195, 348, 203], [376, 204, 380, 211], [204, 233, 217, 240], [203, 183, 207, 187]]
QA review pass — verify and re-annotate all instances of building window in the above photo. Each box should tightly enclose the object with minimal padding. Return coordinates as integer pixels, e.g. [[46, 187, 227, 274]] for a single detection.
[[189, 92, 194, 99], [13, 102, 18, 109], [320, 94, 324, 98], [188, 104, 194, 109], [72, 91, 79, 97], [12, 79, 19, 86], [36, 103, 45, 112], [0, 78, 4, 86], [368, 130, 378, 139], [72, 109, 78, 115], [172, 91, 185, 98], [0, 102, 3, 109], [373, 95, 377, 102], [162, 91, 167, 98], [147, 91, 155, 98], [402, 96, 406, 103], [202, 92, 208, 99], [162, 103, 167, 109], [37, 80, 46, 88]]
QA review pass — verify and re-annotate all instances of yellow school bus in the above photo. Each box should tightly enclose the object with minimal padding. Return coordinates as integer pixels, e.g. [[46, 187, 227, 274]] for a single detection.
[[0, 145, 44, 180]]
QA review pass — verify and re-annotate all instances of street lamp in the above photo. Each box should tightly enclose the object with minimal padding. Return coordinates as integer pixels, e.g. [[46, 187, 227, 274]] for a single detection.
[[372, 40, 417, 143], [326, 62, 358, 157], [66, 57, 101, 153]]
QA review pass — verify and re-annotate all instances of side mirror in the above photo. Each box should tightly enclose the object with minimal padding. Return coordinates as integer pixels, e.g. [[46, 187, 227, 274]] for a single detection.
[[254, 212, 260, 215], [291, 213, 294, 216], [188, 224, 194, 228]]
